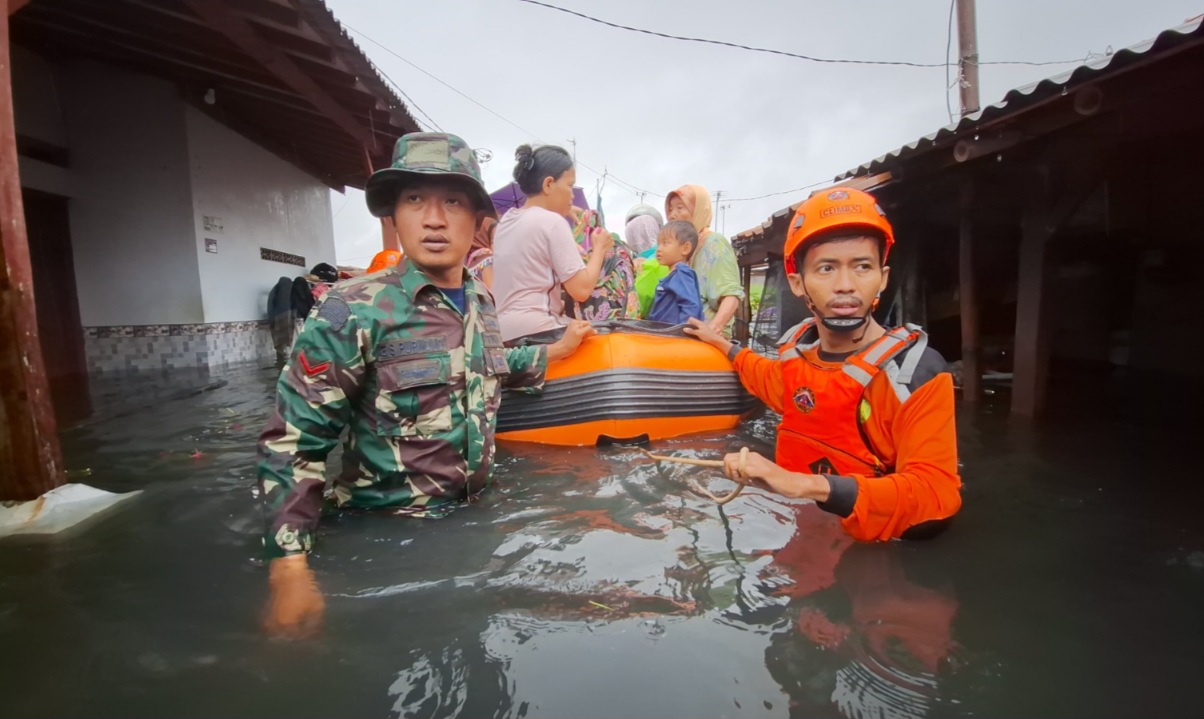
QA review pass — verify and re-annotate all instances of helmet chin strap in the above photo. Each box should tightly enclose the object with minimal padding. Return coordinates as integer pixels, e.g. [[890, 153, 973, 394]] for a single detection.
[[801, 279, 877, 343]]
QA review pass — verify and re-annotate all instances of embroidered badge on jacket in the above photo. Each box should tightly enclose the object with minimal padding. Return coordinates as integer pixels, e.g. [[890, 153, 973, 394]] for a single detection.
[[793, 386, 816, 413]]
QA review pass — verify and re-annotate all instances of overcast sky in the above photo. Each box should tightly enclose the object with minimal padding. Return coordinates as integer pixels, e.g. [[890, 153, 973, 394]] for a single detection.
[[325, 0, 1202, 267]]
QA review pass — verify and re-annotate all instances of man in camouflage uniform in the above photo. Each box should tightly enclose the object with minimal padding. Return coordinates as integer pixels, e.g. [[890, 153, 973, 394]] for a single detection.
[[257, 132, 594, 637]]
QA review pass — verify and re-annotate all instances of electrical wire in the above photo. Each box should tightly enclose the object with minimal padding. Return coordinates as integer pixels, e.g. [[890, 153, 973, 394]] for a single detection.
[[345, 23, 542, 138], [517, 0, 1087, 68], [945, 0, 957, 124], [377, 65, 443, 132], [342, 26, 443, 131], [345, 22, 660, 198], [724, 179, 831, 203]]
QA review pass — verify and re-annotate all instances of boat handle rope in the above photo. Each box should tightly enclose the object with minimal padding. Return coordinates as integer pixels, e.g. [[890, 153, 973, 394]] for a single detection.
[[640, 447, 749, 505]]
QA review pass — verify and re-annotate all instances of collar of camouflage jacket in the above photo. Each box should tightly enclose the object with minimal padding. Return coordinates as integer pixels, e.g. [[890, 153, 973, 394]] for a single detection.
[[393, 257, 488, 304]]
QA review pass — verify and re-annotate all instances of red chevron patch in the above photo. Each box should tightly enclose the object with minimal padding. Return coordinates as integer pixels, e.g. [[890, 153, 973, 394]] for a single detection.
[[297, 351, 331, 377]]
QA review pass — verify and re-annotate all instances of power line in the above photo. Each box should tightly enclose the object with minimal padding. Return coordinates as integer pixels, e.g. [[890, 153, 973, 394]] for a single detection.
[[342, 26, 443, 131], [516, 0, 1087, 68], [725, 179, 832, 203], [345, 23, 659, 198], [376, 65, 442, 132], [346, 23, 542, 138], [945, 0, 957, 124]]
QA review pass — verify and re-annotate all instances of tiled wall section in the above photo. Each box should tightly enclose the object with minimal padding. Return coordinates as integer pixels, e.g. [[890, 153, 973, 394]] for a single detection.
[[83, 321, 275, 373]]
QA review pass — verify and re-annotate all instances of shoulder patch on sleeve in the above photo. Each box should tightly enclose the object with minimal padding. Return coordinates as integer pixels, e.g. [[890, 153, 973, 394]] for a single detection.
[[317, 296, 352, 331]]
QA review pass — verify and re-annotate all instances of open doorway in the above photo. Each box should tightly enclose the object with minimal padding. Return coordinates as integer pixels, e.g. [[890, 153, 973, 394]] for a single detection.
[[22, 188, 89, 423]]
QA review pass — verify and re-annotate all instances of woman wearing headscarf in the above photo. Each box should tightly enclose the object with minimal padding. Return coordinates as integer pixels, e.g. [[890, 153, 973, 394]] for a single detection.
[[623, 203, 663, 260], [665, 184, 744, 337], [466, 216, 498, 290], [492, 144, 614, 342]]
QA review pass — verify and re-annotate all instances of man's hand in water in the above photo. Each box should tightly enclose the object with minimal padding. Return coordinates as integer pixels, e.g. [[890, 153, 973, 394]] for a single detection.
[[722, 450, 831, 502], [264, 554, 325, 638], [547, 319, 596, 361], [684, 318, 733, 357]]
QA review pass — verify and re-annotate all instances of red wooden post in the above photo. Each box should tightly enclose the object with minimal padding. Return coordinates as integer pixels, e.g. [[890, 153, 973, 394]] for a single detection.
[[363, 143, 396, 252], [0, 8, 65, 500]]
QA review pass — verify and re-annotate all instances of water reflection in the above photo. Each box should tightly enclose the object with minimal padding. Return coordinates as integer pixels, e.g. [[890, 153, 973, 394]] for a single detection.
[[755, 506, 961, 718], [4, 365, 1202, 717]]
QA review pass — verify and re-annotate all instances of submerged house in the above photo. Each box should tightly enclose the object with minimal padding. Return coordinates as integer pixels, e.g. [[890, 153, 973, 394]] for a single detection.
[[732, 17, 1204, 419], [1, 0, 417, 497], [9, 0, 415, 375]]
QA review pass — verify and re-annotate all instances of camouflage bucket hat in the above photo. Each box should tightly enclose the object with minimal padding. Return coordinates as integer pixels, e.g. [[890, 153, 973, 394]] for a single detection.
[[365, 132, 496, 219]]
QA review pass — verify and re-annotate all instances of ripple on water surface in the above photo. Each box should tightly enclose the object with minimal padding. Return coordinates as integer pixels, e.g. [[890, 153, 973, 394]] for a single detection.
[[3, 365, 1204, 718]]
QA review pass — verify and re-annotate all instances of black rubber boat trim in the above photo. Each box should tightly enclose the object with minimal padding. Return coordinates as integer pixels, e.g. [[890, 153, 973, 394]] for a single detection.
[[497, 368, 759, 432]]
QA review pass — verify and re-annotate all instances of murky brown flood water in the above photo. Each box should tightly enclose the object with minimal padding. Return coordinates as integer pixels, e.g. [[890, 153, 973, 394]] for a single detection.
[[1, 364, 1201, 718]]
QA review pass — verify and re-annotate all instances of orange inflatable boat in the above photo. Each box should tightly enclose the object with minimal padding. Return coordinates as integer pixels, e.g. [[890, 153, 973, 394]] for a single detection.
[[497, 321, 760, 446]]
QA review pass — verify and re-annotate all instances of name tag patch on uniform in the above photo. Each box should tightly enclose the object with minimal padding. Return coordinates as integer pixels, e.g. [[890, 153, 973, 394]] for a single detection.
[[395, 359, 445, 386], [377, 336, 448, 361]]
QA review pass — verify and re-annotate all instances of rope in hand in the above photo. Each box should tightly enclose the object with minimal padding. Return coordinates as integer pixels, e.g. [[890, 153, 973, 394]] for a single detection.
[[640, 447, 749, 505]]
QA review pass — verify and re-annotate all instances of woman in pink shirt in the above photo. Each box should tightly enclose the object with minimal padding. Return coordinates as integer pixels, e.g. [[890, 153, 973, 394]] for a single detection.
[[493, 144, 613, 342]]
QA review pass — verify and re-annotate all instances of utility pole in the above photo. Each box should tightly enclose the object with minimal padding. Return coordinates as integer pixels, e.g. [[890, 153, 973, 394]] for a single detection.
[[956, 0, 980, 116], [719, 203, 732, 235], [568, 137, 577, 162], [713, 190, 722, 223]]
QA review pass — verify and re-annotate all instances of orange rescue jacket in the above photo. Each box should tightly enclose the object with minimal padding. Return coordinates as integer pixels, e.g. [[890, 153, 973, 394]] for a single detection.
[[733, 319, 962, 541]]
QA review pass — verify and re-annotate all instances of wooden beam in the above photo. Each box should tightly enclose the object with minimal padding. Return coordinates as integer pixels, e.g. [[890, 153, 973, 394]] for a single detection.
[[832, 171, 894, 194], [959, 179, 981, 402], [1009, 155, 1106, 418], [15, 18, 295, 98], [1011, 187, 1052, 418], [0, 8, 64, 500], [184, 0, 377, 152], [735, 263, 752, 344]]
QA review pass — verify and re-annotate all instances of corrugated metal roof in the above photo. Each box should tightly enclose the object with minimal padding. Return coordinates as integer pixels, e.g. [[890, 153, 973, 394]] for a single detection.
[[834, 16, 1204, 180]]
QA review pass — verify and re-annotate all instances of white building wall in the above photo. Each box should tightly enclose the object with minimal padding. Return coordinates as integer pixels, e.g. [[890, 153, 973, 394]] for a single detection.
[[12, 51, 337, 372], [59, 61, 203, 327], [185, 107, 335, 323]]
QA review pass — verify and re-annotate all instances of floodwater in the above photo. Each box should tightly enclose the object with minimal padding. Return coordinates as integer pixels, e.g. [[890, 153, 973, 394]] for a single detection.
[[1, 364, 1202, 719]]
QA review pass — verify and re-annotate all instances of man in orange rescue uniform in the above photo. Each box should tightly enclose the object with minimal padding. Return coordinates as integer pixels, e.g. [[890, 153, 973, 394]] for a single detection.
[[686, 187, 962, 541]]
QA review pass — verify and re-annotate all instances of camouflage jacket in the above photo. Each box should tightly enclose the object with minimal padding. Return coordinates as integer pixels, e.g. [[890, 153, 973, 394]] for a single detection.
[[256, 260, 546, 557]]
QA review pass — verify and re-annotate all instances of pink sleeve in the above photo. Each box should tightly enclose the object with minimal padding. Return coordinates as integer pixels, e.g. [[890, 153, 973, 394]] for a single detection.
[[543, 214, 586, 284]]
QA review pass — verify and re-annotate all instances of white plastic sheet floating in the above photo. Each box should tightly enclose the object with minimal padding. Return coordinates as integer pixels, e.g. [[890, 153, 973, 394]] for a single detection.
[[0, 484, 141, 538]]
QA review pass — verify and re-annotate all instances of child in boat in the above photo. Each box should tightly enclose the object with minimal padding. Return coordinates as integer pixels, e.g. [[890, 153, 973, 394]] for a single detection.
[[647, 220, 705, 325]]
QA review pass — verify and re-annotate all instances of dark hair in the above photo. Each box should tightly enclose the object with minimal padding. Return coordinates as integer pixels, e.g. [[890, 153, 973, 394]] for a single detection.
[[792, 228, 886, 271], [513, 144, 574, 196], [661, 220, 699, 260]]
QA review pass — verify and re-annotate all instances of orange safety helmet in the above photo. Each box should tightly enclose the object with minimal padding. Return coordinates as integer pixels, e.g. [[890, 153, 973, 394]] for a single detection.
[[783, 188, 894, 274], [367, 249, 403, 274]]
